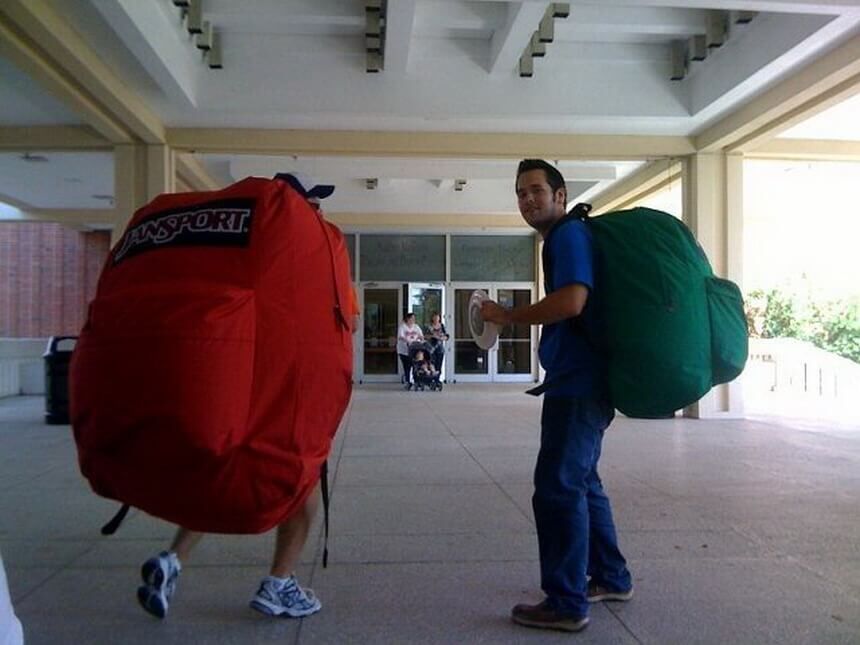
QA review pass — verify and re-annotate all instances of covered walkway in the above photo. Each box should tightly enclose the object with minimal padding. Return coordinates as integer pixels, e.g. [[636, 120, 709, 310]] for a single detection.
[[2, 385, 858, 644]]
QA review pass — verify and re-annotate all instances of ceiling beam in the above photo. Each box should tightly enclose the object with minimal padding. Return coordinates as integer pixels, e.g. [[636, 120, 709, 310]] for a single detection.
[[748, 138, 860, 160], [228, 156, 617, 181], [0, 0, 165, 144], [0, 17, 132, 144], [0, 126, 111, 151], [488, 2, 549, 75], [383, 0, 416, 74], [695, 31, 860, 153], [89, 0, 199, 109], [168, 128, 694, 160], [590, 158, 682, 214], [328, 212, 529, 230], [175, 153, 222, 191], [551, 1, 860, 14], [0, 191, 33, 210], [6, 207, 116, 226]]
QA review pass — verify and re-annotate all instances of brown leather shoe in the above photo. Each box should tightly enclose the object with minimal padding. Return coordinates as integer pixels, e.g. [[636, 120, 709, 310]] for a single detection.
[[587, 582, 634, 603], [511, 600, 589, 632]]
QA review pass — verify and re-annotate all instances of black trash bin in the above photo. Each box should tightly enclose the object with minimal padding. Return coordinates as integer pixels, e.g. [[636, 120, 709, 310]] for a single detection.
[[44, 336, 77, 425]]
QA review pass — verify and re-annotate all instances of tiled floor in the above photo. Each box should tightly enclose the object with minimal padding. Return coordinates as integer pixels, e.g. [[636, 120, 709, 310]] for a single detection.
[[1, 387, 859, 644]]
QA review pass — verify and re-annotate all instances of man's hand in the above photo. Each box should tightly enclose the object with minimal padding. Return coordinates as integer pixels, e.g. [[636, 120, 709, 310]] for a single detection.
[[479, 284, 588, 328], [481, 300, 511, 325]]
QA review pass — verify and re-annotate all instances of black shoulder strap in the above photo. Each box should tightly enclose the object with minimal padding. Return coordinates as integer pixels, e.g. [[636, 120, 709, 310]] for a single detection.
[[320, 460, 331, 568], [529, 203, 595, 397], [101, 504, 131, 535], [542, 202, 592, 292]]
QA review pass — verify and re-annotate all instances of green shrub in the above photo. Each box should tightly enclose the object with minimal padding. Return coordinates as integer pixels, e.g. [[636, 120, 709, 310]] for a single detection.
[[745, 289, 860, 363]]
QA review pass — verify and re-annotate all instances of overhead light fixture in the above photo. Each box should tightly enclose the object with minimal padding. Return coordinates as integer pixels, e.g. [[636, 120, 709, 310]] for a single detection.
[[538, 11, 554, 43], [733, 10, 756, 24], [365, 178, 378, 190], [366, 11, 381, 37], [551, 3, 570, 19], [171, 0, 222, 68], [365, 1, 385, 73], [518, 3, 567, 77], [670, 41, 687, 81], [196, 21, 212, 50], [186, 0, 203, 35], [207, 31, 222, 68], [454, 179, 467, 192], [706, 11, 727, 48], [366, 51, 382, 73], [519, 49, 533, 78], [530, 32, 546, 57], [688, 34, 707, 62], [20, 153, 49, 163]]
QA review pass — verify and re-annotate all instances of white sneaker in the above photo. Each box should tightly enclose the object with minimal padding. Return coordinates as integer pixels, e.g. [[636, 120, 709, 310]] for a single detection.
[[137, 551, 181, 619], [250, 575, 321, 618]]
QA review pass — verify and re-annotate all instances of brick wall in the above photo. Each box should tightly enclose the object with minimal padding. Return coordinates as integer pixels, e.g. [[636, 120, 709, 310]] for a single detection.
[[0, 223, 110, 337]]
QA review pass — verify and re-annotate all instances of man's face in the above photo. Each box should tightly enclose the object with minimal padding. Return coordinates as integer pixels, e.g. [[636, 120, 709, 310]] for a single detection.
[[516, 169, 566, 235]]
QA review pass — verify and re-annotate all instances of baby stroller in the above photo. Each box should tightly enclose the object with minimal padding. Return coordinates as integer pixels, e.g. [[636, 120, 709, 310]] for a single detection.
[[408, 341, 443, 391]]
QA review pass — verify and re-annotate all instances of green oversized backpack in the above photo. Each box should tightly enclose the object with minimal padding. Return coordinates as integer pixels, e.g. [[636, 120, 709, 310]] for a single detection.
[[544, 204, 748, 418]]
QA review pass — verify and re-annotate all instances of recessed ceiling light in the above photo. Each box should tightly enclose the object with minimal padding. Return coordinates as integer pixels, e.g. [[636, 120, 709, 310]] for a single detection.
[[91, 194, 114, 202], [20, 153, 49, 163]]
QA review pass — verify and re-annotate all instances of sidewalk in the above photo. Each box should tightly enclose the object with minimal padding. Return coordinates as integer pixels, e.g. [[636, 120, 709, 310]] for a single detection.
[[1, 386, 859, 644]]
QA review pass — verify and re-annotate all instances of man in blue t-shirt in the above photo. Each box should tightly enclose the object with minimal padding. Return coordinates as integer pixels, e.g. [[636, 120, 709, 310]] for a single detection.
[[482, 159, 632, 633]]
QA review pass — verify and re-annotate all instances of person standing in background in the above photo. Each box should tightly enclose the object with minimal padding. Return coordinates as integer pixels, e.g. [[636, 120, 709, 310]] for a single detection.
[[396, 312, 424, 389]]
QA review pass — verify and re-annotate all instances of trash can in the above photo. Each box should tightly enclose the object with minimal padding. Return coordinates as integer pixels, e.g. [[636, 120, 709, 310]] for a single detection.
[[43, 336, 77, 425]]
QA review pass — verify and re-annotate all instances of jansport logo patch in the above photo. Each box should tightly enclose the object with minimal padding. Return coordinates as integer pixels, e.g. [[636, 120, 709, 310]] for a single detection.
[[113, 199, 254, 264]]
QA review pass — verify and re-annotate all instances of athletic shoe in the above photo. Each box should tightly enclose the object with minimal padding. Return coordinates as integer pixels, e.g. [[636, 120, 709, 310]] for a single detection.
[[137, 551, 181, 619], [250, 575, 322, 618], [511, 600, 589, 632], [587, 582, 634, 603]]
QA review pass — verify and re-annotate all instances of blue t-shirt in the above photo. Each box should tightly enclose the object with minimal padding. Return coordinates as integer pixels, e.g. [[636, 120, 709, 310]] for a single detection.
[[538, 218, 608, 399]]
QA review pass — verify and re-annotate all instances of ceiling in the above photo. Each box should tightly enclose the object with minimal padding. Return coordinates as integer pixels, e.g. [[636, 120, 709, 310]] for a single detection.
[[0, 0, 859, 222]]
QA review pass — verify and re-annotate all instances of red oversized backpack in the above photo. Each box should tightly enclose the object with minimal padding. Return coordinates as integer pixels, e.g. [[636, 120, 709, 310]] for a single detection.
[[70, 176, 353, 534]]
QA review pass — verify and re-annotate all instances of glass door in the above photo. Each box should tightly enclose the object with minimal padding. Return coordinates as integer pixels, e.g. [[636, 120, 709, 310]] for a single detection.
[[493, 286, 534, 382], [452, 286, 490, 380], [406, 283, 447, 380], [450, 283, 535, 383], [361, 284, 401, 382]]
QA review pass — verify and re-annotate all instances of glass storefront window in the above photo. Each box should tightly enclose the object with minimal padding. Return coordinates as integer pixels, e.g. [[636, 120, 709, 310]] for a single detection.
[[450, 236, 534, 281], [360, 235, 445, 282]]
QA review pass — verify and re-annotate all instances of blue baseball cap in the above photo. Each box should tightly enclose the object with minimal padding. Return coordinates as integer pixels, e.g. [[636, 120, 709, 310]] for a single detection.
[[274, 172, 335, 202]]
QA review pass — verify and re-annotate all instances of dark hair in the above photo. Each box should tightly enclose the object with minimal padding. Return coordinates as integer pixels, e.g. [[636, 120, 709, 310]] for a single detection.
[[404, 312, 415, 320], [516, 159, 566, 195]]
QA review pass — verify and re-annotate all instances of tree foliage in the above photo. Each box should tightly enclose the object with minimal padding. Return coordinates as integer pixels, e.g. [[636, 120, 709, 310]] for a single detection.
[[745, 289, 860, 363]]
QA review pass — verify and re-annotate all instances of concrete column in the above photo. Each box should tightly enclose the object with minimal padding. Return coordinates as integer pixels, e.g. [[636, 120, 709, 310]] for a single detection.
[[146, 144, 175, 201], [111, 144, 176, 245], [681, 152, 746, 419]]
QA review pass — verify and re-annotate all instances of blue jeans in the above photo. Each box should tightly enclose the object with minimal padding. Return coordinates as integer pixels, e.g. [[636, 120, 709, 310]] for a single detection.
[[533, 396, 631, 617]]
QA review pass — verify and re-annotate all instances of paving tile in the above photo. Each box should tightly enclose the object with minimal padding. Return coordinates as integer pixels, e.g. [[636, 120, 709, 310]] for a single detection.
[[329, 484, 533, 536], [325, 531, 538, 565], [336, 454, 492, 486], [613, 557, 860, 644], [300, 562, 639, 645], [2, 390, 860, 645], [339, 433, 465, 457], [14, 565, 311, 645]]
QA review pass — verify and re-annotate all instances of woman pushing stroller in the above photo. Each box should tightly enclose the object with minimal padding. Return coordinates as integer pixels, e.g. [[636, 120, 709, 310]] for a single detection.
[[425, 312, 449, 375], [397, 312, 423, 389]]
